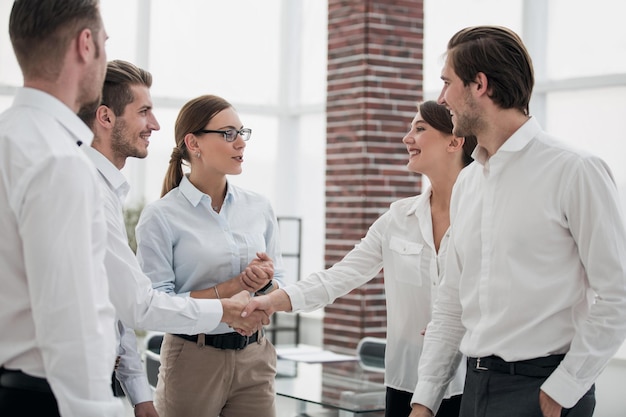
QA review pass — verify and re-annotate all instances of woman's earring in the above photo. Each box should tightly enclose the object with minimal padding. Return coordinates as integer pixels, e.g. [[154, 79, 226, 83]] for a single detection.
[[196, 152, 201, 158]]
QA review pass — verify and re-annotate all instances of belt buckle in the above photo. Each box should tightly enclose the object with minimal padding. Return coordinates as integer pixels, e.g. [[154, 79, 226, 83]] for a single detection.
[[475, 358, 488, 371], [231, 334, 249, 350], [238, 335, 250, 350]]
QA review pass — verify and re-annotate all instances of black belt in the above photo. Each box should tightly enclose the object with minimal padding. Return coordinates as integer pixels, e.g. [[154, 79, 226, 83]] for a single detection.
[[468, 354, 565, 378], [175, 331, 259, 350], [0, 367, 52, 393]]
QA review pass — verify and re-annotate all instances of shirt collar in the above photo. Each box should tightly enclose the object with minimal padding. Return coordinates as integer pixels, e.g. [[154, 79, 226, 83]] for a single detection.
[[472, 117, 542, 175], [405, 186, 432, 217], [82, 145, 130, 202], [406, 186, 438, 251], [13, 87, 95, 147], [179, 174, 235, 207], [498, 116, 541, 153]]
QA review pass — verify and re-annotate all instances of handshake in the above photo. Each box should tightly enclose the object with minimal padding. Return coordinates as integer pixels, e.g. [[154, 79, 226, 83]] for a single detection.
[[221, 290, 287, 336], [219, 252, 293, 336]]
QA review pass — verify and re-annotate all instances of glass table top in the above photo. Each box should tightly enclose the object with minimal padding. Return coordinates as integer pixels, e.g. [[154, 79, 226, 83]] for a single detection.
[[275, 359, 386, 414]]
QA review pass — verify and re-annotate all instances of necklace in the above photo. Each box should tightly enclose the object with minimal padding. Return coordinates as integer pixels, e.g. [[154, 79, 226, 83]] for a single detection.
[[211, 198, 222, 212], [211, 189, 226, 212]]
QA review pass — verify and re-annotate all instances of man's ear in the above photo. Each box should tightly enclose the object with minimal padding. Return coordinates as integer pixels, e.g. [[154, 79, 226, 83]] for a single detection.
[[473, 72, 489, 97], [76, 28, 95, 63], [95, 105, 114, 128]]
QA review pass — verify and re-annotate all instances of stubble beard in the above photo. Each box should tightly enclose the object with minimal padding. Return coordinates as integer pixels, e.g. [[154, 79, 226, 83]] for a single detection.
[[452, 114, 479, 138], [452, 92, 482, 138], [111, 120, 148, 160]]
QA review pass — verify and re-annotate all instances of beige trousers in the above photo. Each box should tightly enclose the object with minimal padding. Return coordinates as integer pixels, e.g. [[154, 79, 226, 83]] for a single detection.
[[154, 333, 276, 417]]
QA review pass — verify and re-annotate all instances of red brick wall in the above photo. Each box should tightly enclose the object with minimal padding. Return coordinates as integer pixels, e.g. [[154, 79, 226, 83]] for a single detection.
[[324, 0, 424, 354]]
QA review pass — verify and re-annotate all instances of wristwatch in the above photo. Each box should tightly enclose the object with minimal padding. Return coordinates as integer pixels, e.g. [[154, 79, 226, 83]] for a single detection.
[[255, 280, 274, 296]]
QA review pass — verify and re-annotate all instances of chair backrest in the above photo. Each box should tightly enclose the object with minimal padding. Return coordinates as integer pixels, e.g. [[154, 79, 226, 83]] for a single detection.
[[356, 337, 386, 372], [143, 331, 164, 389], [146, 332, 164, 353]]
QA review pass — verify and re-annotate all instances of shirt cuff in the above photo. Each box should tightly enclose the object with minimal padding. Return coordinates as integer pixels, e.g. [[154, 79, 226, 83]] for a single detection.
[[410, 381, 446, 415], [193, 298, 223, 334], [120, 375, 153, 406], [282, 285, 305, 313], [540, 366, 590, 409]]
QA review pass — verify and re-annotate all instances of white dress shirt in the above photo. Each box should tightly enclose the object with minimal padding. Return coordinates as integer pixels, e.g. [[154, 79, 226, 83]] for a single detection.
[[412, 117, 626, 411], [0, 88, 123, 416], [136, 175, 284, 336], [285, 188, 465, 397], [83, 147, 227, 404]]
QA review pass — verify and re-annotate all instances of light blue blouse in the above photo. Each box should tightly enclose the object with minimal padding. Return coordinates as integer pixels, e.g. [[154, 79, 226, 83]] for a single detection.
[[136, 174, 284, 335]]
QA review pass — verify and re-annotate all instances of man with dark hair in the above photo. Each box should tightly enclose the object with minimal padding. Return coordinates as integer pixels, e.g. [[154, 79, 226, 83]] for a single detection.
[[79, 59, 269, 417], [409, 25, 626, 417], [0, 1, 123, 416]]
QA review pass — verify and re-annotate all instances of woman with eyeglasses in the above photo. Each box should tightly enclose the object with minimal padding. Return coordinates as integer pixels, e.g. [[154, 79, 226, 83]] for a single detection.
[[242, 101, 477, 417], [135, 94, 284, 417]]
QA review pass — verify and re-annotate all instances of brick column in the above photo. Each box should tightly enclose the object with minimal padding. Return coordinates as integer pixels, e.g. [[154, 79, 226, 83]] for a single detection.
[[324, 0, 424, 354]]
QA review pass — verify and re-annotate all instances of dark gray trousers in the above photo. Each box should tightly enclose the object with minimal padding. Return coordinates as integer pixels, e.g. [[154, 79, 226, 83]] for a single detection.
[[460, 363, 595, 417], [0, 386, 60, 416]]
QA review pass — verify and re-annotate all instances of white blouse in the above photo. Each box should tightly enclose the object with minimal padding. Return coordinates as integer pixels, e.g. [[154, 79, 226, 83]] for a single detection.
[[285, 187, 465, 396]]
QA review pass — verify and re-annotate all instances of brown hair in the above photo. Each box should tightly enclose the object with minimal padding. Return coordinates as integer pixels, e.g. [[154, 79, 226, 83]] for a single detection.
[[161, 95, 232, 197], [9, 0, 102, 81], [419, 100, 477, 167], [78, 59, 153, 127], [447, 26, 534, 115]]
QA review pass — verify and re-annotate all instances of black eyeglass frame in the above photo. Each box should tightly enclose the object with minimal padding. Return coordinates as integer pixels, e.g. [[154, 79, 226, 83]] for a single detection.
[[193, 128, 252, 142]]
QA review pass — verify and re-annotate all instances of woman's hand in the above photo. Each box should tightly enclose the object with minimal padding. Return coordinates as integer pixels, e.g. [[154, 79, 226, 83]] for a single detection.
[[239, 252, 274, 292]]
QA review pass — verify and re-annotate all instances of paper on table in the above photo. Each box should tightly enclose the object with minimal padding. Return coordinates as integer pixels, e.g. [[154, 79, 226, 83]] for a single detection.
[[276, 346, 358, 363], [275, 345, 321, 356]]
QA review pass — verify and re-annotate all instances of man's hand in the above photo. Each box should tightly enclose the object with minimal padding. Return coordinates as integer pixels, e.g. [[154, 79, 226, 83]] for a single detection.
[[408, 404, 434, 417], [539, 390, 562, 417], [221, 291, 269, 335], [239, 252, 274, 292], [134, 401, 159, 417]]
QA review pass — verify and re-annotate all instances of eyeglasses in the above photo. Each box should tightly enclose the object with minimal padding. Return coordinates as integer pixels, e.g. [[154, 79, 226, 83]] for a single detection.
[[193, 128, 252, 142]]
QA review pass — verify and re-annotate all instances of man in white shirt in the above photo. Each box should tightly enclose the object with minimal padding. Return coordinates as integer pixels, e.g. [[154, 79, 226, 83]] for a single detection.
[[409, 26, 626, 417], [78, 59, 270, 417], [0, 1, 124, 416]]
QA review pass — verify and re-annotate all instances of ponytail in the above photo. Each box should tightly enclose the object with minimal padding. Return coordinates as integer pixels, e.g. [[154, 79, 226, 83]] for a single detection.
[[161, 146, 186, 197]]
